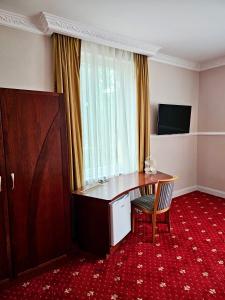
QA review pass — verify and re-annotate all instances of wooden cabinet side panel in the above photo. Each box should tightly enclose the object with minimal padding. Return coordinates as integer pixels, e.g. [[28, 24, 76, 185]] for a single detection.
[[73, 196, 110, 256]]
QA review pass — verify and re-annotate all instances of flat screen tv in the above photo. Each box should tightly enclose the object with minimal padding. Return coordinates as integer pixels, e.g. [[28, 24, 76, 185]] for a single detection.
[[157, 104, 192, 135]]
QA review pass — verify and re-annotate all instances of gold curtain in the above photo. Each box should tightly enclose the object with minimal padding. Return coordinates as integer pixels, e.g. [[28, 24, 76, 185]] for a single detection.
[[134, 53, 150, 173], [52, 33, 83, 190]]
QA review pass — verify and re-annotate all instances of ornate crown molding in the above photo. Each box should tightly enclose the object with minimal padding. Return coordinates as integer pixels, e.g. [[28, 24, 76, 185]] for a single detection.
[[39, 12, 161, 56], [150, 53, 201, 71], [1, 8, 225, 71], [0, 9, 43, 34]]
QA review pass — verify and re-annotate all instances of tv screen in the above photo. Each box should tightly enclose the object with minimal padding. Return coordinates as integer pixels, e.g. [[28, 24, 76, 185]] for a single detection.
[[157, 104, 192, 135]]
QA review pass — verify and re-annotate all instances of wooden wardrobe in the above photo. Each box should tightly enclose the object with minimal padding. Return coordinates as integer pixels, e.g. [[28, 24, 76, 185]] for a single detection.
[[0, 88, 70, 282]]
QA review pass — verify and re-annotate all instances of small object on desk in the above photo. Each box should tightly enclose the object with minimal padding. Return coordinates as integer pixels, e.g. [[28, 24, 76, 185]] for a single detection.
[[81, 177, 109, 192], [98, 177, 109, 183], [144, 156, 157, 174], [81, 182, 101, 192], [103, 176, 108, 182]]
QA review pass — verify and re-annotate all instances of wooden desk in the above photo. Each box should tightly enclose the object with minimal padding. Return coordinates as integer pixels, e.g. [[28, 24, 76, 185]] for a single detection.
[[72, 171, 172, 256]]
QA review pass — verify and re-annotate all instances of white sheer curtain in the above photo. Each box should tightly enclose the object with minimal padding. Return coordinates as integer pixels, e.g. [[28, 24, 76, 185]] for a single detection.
[[80, 41, 138, 184]]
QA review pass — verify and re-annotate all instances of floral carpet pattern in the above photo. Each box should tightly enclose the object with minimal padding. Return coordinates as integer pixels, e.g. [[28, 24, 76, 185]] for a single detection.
[[0, 191, 225, 300]]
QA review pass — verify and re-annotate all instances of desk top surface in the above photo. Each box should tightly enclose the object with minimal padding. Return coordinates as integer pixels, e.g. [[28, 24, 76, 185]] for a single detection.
[[72, 171, 173, 201]]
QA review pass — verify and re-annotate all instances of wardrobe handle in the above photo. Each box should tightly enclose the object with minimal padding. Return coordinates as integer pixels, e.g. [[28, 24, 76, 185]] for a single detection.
[[0, 176, 1, 192], [11, 173, 14, 190]]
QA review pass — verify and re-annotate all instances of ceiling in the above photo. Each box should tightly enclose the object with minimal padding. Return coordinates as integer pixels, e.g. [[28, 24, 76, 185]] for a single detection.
[[1, 0, 225, 63]]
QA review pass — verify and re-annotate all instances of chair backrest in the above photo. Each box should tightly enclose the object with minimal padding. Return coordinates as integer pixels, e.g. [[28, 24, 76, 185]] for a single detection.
[[154, 177, 177, 212]]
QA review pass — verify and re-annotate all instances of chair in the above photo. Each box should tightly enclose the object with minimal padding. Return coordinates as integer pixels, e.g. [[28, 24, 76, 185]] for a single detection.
[[131, 177, 177, 242]]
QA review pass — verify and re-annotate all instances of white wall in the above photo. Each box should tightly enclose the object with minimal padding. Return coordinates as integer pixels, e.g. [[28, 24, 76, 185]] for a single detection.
[[198, 66, 225, 193], [149, 60, 199, 192], [0, 26, 53, 91]]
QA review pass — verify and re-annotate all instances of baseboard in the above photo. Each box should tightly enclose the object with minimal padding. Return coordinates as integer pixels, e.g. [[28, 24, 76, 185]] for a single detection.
[[173, 184, 225, 199], [197, 185, 225, 199], [173, 185, 198, 198]]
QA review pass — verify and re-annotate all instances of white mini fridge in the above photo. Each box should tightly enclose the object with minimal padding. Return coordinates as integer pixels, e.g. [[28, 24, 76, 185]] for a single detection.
[[110, 194, 131, 246]]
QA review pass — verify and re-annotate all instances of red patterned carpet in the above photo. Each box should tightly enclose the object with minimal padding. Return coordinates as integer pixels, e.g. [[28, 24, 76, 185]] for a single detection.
[[1, 191, 225, 300]]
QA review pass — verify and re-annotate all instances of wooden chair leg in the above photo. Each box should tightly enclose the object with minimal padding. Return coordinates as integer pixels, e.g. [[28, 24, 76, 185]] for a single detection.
[[131, 206, 135, 233], [152, 213, 157, 243], [165, 210, 170, 232]]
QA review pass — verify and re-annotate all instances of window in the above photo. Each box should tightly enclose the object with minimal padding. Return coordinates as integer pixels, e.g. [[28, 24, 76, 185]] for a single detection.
[[80, 41, 137, 184]]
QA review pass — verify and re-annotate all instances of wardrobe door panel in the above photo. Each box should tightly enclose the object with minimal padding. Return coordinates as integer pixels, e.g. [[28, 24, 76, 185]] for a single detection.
[[0, 97, 11, 281], [1, 89, 70, 275]]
